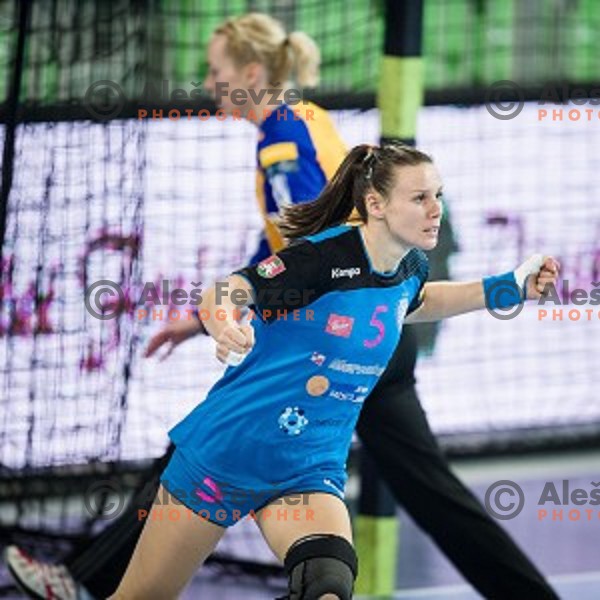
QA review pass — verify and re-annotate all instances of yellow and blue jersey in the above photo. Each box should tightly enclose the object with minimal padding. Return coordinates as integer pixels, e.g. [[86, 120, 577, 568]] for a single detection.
[[250, 102, 347, 264]]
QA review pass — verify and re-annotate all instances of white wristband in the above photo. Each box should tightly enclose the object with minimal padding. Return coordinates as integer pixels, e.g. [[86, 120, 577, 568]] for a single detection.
[[514, 254, 545, 289]]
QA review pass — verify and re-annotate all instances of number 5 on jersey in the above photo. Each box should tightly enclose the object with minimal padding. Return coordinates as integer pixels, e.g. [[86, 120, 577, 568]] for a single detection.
[[364, 305, 388, 349]]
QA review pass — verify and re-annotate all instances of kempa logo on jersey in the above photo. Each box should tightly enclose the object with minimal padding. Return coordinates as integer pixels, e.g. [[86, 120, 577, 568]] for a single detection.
[[331, 267, 361, 279], [328, 359, 384, 377]]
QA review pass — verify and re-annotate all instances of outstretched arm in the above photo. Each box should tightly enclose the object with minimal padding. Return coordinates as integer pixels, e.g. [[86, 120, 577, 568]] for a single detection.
[[406, 255, 560, 323]]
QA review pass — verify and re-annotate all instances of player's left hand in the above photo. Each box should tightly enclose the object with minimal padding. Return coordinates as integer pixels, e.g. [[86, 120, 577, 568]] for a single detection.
[[523, 255, 560, 300]]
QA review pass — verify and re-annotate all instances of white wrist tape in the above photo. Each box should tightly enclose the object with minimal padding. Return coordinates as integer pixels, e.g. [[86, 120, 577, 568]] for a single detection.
[[225, 350, 246, 367], [514, 254, 545, 289]]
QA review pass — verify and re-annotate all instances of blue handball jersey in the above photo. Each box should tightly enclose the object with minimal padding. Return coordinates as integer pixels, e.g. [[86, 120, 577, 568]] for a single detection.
[[169, 225, 429, 490]]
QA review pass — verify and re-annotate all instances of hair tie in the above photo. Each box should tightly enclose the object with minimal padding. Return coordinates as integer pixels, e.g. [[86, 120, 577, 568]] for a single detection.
[[363, 146, 377, 181]]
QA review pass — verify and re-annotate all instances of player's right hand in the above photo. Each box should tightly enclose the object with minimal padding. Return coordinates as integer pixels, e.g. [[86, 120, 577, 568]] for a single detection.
[[215, 323, 254, 365]]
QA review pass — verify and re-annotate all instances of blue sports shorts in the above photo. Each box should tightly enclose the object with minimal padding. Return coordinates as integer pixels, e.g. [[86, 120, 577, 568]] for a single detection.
[[159, 447, 346, 527]]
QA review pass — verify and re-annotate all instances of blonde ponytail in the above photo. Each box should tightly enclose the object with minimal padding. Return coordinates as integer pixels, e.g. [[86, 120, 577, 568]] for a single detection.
[[214, 13, 320, 88], [286, 31, 320, 87]]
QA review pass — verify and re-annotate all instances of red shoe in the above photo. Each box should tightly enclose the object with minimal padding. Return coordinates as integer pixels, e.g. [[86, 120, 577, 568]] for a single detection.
[[4, 546, 78, 600]]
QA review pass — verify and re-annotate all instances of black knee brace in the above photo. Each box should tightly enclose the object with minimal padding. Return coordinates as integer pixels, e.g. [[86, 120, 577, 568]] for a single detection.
[[281, 534, 358, 600]]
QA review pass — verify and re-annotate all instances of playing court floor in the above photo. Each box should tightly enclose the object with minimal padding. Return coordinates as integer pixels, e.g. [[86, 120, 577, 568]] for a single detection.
[[186, 448, 600, 599], [2, 449, 598, 599]]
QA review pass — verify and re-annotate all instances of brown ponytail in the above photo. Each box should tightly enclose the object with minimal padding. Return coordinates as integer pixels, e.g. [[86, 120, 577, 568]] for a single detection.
[[280, 143, 433, 240]]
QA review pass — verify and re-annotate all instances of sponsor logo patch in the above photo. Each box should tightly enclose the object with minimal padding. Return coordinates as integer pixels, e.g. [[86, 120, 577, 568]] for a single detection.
[[314, 418, 344, 427], [328, 359, 384, 377], [306, 375, 330, 397], [325, 314, 354, 338], [278, 406, 308, 435], [257, 255, 286, 278], [327, 382, 369, 404], [310, 352, 326, 366]]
